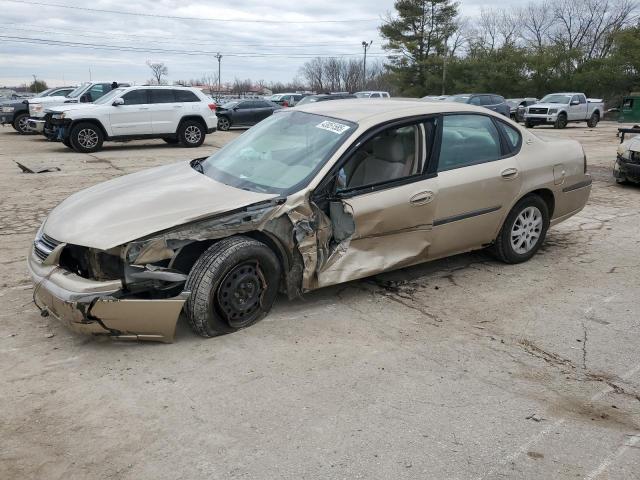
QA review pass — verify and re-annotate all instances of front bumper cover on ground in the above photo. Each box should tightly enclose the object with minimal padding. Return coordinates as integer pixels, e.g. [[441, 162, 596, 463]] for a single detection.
[[28, 247, 188, 342]]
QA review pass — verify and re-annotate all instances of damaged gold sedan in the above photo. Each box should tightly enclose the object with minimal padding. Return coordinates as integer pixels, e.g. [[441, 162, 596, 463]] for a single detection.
[[28, 100, 592, 342]]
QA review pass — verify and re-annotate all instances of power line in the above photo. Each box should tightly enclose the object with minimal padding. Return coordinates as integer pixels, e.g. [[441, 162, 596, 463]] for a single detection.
[[2, 0, 380, 24], [0, 34, 389, 58]]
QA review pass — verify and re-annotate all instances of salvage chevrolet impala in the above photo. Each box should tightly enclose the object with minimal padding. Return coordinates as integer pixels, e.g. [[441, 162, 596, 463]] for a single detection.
[[28, 100, 592, 342]]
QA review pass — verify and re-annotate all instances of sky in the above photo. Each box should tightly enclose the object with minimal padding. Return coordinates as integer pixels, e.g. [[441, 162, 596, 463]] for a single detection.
[[0, 0, 530, 88]]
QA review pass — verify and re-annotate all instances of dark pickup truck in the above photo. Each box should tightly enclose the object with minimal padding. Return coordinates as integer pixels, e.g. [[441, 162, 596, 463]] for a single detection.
[[0, 87, 74, 134]]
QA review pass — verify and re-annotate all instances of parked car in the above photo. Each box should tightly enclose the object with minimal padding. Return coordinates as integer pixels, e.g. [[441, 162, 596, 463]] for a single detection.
[[506, 98, 538, 122], [28, 99, 591, 342], [445, 94, 510, 117], [45, 86, 217, 153], [296, 93, 356, 106], [524, 93, 604, 129], [354, 91, 391, 98], [1, 86, 74, 134], [421, 95, 448, 101], [215, 99, 281, 130], [269, 93, 305, 107], [614, 132, 640, 184], [27, 81, 129, 137]]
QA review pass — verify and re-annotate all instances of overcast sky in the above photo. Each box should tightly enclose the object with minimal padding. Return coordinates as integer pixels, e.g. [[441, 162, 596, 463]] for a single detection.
[[0, 0, 530, 87]]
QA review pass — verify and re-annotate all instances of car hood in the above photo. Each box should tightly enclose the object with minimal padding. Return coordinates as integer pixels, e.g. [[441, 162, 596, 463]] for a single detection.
[[43, 161, 277, 250], [0, 99, 26, 108], [29, 95, 72, 105], [48, 103, 98, 113], [620, 136, 640, 153]]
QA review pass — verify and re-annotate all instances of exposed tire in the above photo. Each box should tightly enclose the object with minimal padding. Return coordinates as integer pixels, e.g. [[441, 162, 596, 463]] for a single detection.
[[587, 112, 599, 128], [69, 122, 103, 153], [217, 116, 231, 131], [163, 137, 179, 144], [554, 113, 567, 129], [184, 236, 281, 337], [525, 120, 534, 128], [491, 195, 550, 264], [62, 137, 72, 148], [178, 120, 205, 148], [12, 112, 30, 135]]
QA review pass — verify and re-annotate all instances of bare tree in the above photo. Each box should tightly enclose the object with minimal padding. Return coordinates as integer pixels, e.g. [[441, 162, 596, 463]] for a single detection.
[[341, 58, 363, 92], [146, 61, 168, 85], [325, 58, 344, 92], [200, 73, 220, 96], [300, 57, 326, 92], [519, 1, 555, 50]]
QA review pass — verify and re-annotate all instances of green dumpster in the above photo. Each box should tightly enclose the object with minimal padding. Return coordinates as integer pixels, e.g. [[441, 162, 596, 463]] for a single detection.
[[619, 94, 640, 123]]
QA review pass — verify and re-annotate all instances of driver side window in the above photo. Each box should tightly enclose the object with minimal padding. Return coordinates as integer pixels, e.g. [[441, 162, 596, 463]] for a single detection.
[[338, 121, 433, 191]]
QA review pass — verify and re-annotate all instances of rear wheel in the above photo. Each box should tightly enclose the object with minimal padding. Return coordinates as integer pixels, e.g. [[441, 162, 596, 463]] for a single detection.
[[69, 122, 104, 153], [217, 116, 231, 131], [587, 112, 599, 128], [554, 113, 568, 129], [491, 195, 550, 264], [178, 120, 205, 147], [184, 236, 281, 337], [12, 113, 30, 134]]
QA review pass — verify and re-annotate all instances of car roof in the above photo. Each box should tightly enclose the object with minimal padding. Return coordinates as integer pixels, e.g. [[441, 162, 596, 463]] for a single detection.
[[294, 98, 503, 126]]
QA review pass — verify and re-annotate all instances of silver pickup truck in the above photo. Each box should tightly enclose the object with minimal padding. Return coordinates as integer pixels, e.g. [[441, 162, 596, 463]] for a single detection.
[[524, 93, 604, 129]]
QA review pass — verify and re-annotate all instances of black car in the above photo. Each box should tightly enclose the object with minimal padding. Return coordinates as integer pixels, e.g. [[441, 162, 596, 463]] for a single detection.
[[1, 86, 74, 134], [216, 99, 282, 131], [506, 98, 538, 122], [296, 93, 357, 106], [445, 94, 511, 117]]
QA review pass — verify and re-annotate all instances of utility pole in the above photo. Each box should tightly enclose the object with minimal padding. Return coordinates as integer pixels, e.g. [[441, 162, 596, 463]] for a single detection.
[[32, 74, 38, 93], [361, 41, 372, 90], [215, 53, 222, 100]]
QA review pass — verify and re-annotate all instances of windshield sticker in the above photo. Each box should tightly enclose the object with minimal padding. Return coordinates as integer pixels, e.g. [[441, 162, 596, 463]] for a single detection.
[[316, 120, 350, 134]]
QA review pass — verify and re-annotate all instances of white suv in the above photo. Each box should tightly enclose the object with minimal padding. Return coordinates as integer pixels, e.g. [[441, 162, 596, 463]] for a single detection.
[[47, 86, 218, 153]]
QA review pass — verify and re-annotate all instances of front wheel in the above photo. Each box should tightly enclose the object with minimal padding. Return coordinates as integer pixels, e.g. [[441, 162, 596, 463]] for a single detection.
[[217, 116, 231, 131], [69, 122, 103, 153], [525, 120, 534, 128], [587, 112, 599, 128], [491, 195, 550, 264], [178, 120, 205, 147], [554, 113, 568, 129], [12, 113, 30, 134], [184, 236, 281, 337]]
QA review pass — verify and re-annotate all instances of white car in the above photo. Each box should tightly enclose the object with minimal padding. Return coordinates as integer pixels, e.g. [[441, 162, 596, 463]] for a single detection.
[[354, 91, 391, 98], [47, 86, 218, 153], [524, 93, 604, 129]]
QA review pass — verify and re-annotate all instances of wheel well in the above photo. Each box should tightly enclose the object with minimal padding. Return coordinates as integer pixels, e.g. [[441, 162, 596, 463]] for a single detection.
[[70, 118, 108, 138], [527, 188, 555, 217], [178, 115, 206, 130]]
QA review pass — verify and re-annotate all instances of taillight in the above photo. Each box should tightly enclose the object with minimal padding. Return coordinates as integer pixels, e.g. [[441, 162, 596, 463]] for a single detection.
[[282, 101, 289, 107], [208, 103, 217, 111]]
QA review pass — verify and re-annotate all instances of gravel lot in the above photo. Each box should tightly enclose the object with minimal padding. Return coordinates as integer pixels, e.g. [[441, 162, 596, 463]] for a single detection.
[[1, 121, 639, 480]]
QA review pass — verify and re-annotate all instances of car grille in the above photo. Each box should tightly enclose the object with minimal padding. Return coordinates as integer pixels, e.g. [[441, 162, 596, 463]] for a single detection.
[[529, 107, 548, 115], [630, 151, 640, 164], [33, 233, 61, 261]]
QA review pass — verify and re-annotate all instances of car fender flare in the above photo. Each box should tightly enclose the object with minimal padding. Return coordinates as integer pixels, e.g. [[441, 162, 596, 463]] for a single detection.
[[68, 118, 109, 138], [176, 115, 207, 133], [492, 188, 556, 241]]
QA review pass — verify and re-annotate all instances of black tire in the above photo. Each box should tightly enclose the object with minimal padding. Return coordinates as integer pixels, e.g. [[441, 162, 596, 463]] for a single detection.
[[554, 113, 567, 129], [163, 137, 179, 144], [217, 116, 231, 131], [69, 122, 103, 153], [62, 137, 72, 148], [12, 112, 30, 134], [525, 120, 534, 128], [491, 195, 550, 264], [178, 120, 205, 147], [184, 236, 281, 337], [587, 112, 599, 128]]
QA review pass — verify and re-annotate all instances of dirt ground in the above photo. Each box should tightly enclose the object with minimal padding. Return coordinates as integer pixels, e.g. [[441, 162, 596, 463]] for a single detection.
[[1, 121, 639, 480]]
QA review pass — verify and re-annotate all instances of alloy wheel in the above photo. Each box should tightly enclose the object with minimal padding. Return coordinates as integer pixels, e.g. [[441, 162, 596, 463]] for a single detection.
[[510, 206, 543, 254], [77, 128, 99, 149], [17, 116, 29, 133], [184, 125, 202, 144]]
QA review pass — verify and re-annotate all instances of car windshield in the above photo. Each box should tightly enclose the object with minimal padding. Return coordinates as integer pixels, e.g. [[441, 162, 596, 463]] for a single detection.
[[354, 92, 371, 98], [36, 88, 56, 98], [269, 95, 284, 101], [66, 83, 90, 98], [540, 94, 571, 104], [94, 88, 127, 104], [200, 111, 356, 194], [296, 96, 318, 106], [446, 95, 470, 103], [506, 99, 523, 107]]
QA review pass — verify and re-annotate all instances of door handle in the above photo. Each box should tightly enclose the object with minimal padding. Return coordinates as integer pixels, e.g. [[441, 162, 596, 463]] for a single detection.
[[173, 105, 183, 108], [139, 107, 149, 110], [501, 168, 519, 179], [409, 191, 435, 205]]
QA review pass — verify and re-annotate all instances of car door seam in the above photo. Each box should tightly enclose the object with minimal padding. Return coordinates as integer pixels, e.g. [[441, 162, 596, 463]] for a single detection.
[[433, 205, 502, 226]]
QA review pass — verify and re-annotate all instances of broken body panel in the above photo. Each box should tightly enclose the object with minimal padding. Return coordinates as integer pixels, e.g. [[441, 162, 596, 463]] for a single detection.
[[28, 100, 591, 342]]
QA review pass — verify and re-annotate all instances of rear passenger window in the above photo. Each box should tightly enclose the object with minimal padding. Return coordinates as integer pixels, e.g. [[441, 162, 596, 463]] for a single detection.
[[438, 115, 502, 171], [150, 89, 176, 103], [122, 89, 148, 105], [175, 90, 199, 102], [492, 95, 504, 104], [480, 95, 494, 106], [469, 96, 481, 106]]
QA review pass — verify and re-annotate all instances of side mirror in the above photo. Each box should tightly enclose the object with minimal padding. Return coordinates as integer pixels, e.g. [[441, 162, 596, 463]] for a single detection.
[[570, 100, 579, 105], [112, 97, 125, 106]]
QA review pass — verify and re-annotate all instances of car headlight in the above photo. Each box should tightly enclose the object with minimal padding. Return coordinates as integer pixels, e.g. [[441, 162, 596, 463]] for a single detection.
[[617, 145, 630, 159], [35, 216, 47, 241], [548, 109, 558, 115], [124, 239, 175, 265], [29, 103, 43, 115]]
